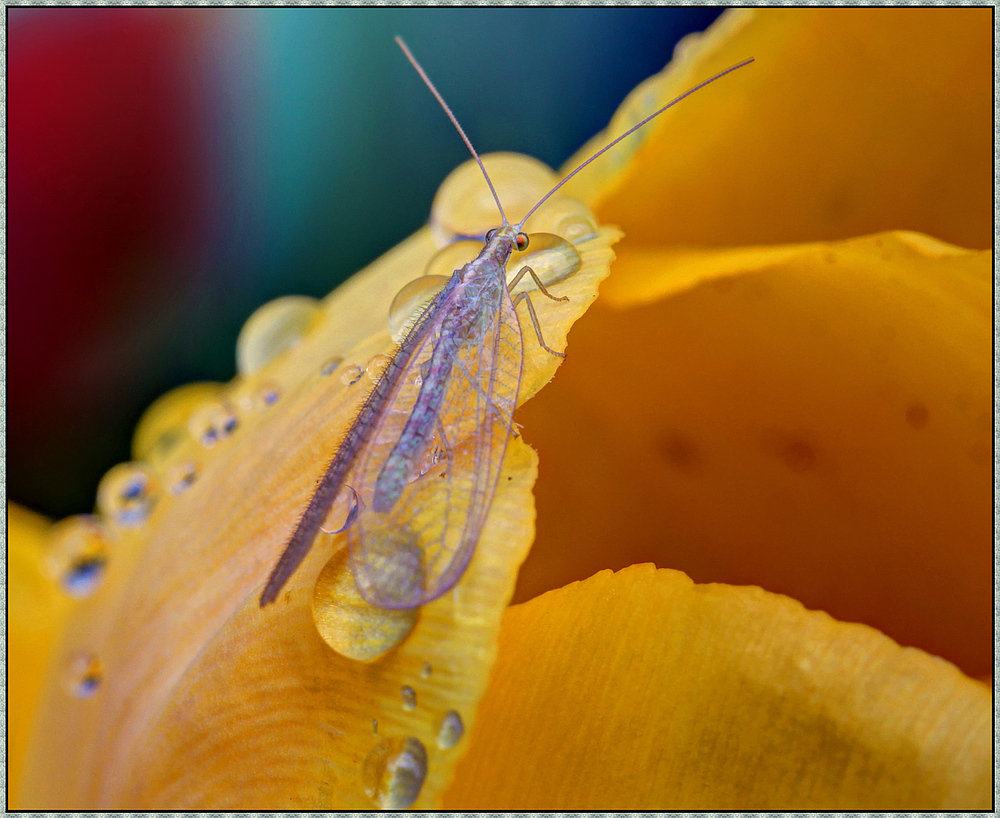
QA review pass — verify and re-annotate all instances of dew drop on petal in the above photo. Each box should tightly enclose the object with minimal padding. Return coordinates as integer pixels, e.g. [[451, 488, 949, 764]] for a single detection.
[[362, 737, 428, 810], [188, 400, 239, 448], [164, 460, 200, 496], [340, 364, 364, 387], [423, 242, 480, 279], [97, 462, 159, 528], [366, 354, 393, 381], [44, 515, 110, 599], [388, 275, 450, 344], [529, 196, 599, 244], [436, 709, 464, 750], [312, 550, 418, 662], [506, 232, 582, 292], [420, 662, 432, 679], [236, 295, 321, 376], [400, 685, 417, 712], [131, 382, 224, 468], [63, 651, 103, 698], [430, 153, 556, 246]]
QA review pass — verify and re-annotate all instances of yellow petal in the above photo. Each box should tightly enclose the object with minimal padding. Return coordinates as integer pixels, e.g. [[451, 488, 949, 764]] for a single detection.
[[563, 7, 992, 250], [516, 231, 991, 678], [7, 503, 69, 809], [444, 565, 991, 809], [17, 156, 618, 808]]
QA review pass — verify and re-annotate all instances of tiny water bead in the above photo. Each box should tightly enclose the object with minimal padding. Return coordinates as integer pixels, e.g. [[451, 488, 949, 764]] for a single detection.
[[311, 550, 417, 662], [388, 275, 450, 344], [188, 400, 239, 448], [430, 153, 557, 247], [320, 356, 343, 377], [96, 462, 159, 528], [164, 460, 200, 496], [506, 232, 582, 293], [340, 364, 364, 387], [366, 354, 393, 381], [236, 295, 321, 376], [420, 662, 432, 679], [362, 736, 428, 810], [436, 709, 464, 750], [131, 382, 225, 468], [44, 515, 110, 599], [63, 651, 103, 699], [400, 685, 417, 712]]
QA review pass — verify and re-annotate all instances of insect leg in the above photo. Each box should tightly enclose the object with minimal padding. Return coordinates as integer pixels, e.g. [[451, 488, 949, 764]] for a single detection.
[[511, 291, 566, 358], [508, 265, 570, 303], [452, 355, 517, 433]]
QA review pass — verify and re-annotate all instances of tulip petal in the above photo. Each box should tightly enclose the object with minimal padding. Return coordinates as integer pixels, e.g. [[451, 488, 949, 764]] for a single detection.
[[517, 232, 991, 677], [444, 564, 991, 809], [563, 7, 992, 250], [7, 503, 67, 808]]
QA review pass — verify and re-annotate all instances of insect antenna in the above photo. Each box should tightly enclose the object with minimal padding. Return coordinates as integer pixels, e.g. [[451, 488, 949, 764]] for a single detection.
[[395, 36, 509, 227], [516, 57, 755, 232]]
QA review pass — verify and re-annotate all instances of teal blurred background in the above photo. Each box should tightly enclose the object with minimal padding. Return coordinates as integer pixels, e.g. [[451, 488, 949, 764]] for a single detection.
[[9, 7, 723, 517]]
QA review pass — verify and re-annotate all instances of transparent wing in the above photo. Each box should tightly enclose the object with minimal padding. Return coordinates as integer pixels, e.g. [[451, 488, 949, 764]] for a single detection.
[[347, 280, 522, 609]]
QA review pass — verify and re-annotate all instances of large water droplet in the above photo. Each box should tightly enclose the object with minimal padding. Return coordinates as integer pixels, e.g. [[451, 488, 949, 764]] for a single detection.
[[44, 515, 110, 599], [423, 241, 480, 279], [97, 462, 159, 528], [525, 196, 599, 245], [430, 153, 557, 246], [312, 550, 418, 662], [436, 709, 464, 750], [507, 232, 582, 293], [63, 651, 103, 698], [362, 737, 428, 810], [236, 295, 321, 375], [388, 275, 450, 344], [400, 685, 417, 712], [131, 382, 225, 468], [188, 400, 239, 448], [340, 364, 363, 387]]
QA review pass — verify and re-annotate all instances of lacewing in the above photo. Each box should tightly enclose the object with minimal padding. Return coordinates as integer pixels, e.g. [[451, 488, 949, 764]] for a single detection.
[[260, 38, 753, 610]]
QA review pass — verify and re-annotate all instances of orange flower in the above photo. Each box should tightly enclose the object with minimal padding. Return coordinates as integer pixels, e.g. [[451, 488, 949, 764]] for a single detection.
[[10, 8, 991, 810]]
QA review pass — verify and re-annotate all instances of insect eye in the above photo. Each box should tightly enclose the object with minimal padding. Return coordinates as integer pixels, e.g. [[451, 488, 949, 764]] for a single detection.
[[485, 228, 496, 242], [515, 232, 529, 251]]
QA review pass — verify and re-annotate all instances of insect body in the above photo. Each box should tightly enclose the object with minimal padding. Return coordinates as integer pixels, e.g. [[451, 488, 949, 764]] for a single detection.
[[260, 38, 753, 610]]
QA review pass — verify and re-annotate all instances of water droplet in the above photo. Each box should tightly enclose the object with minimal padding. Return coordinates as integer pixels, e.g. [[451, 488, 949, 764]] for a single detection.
[[366, 354, 393, 381], [312, 550, 418, 662], [400, 685, 417, 712], [506, 232, 582, 293], [188, 400, 239, 448], [362, 737, 427, 810], [436, 709, 464, 750], [164, 460, 200, 495], [340, 364, 363, 387], [420, 662, 432, 679], [44, 515, 110, 599], [430, 153, 557, 246], [131, 382, 225, 468], [423, 241, 479, 279], [63, 651, 103, 698], [388, 275, 450, 344], [236, 295, 321, 375], [320, 356, 343, 377], [97, 463, 159, 528], [372, 719, 378, 735]]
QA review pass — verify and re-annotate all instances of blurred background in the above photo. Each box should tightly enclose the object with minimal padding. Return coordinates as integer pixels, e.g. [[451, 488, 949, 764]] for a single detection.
[[9, 7, 724, 518]]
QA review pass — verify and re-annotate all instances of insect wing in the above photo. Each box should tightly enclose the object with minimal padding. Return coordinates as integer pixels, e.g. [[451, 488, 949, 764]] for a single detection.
[[347, 280, 522, 609]]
